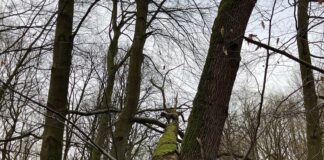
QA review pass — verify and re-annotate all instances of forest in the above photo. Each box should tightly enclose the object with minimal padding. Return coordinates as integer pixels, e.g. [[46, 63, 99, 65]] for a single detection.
[[0, 0, 323, 159]]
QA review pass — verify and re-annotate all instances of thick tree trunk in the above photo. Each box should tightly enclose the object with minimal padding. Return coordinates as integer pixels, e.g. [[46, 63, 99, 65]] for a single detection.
[[40, 0, 74, 160], [110, 1, 149, 160], [180, 0, 256, 159], [297, 1, 323, 159]]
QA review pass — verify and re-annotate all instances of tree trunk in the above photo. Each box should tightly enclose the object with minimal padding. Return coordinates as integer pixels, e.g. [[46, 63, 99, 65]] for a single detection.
[[153, 110, 179, 160], [180, 0, 256, 159], [153, 122, 178, 160], [110, 0, 149, 160], [90, 1, 120, 159], [297, 0, 323, 159], [40, 0, 74, 159]]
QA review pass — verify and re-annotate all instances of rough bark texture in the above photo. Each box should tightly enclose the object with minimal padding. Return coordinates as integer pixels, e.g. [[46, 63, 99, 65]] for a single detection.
[[90, 1, 120, 159], [110, 1, 149, 160], [180, 0, 256, 159], [40, 0, 74, 160], [297, 1, 323, 159]]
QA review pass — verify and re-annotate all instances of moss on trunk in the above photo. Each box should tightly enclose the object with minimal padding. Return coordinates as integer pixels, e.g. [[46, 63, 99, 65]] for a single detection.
[[153, 122, 178, 160]]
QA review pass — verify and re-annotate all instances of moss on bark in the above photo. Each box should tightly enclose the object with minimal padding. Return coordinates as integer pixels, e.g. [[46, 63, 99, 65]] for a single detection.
[[153, 122, 178, 158]]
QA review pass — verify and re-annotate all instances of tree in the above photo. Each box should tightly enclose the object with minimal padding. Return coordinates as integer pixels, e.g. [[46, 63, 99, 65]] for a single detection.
[[110, 0, 149, 159], [152, 111, 179, 160], [90, 0, 132, 159], [296, 0, 323, 159], [40, 0, 74, 159], [180, 0, 257, 159], [3, 0, 324, 159]]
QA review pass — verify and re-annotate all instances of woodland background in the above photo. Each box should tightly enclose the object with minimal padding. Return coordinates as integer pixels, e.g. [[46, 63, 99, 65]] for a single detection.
[[0, 0, 323, 159]]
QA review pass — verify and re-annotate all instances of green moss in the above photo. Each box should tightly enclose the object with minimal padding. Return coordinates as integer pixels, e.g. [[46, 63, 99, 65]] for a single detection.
[[153, 122, 178, 158]]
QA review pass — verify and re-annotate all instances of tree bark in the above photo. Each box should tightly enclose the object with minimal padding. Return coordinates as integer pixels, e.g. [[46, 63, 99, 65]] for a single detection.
[[297, 0, 323, 159], [40, 0, 74, 159], [110, 1, 149, 160], [180, 0, 256, 159]]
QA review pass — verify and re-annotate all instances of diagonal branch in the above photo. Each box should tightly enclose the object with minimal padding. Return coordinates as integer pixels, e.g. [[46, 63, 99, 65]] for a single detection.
[[244, 37, 324, 74]]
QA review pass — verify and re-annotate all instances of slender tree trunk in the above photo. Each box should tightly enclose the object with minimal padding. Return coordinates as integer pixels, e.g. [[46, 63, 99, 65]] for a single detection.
[[40, 0, 74, 159], [92, 33, 120, 160], [180, 0, 256, 159], [110, 1, 149, 159], [90, 1, 121, 159], [297, 1, 323, 159], [90, 73, 116, 160]]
